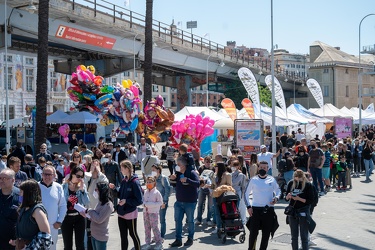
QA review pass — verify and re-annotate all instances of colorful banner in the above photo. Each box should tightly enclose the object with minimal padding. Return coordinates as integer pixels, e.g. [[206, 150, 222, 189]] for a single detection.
[[306, 79, 324, 108], [241, 98, 255, 119], [265, 75, 287, 118], [221, 98, 237, 121], [234, 119, 264, 159], [334, 117, 353, 139], [238, 68, 260, 116]]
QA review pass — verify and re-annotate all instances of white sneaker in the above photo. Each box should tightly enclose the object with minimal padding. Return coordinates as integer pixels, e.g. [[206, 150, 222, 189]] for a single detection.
[[212, 227, 218, 234], [154, 243, 164, 250], [308, 240, 317, 246], [319, 191, 325, 196]]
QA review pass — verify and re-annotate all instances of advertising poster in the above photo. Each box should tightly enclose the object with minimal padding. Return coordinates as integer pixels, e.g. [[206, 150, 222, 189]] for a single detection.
[[17, 127, 25, 143], [234, 119, 263, 159], [334, 117, 353, 139]]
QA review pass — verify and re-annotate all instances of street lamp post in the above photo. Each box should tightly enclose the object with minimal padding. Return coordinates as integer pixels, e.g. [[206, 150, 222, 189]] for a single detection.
[[271, 0, 276, 174], [4, 0, 10, 154], [133, 33, 140, 81], [206, 54, 212, 107], [358, 14, 375, 133]]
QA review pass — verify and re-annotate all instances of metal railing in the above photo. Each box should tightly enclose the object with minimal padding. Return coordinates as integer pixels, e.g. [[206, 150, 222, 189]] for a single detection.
[[63, 1, 271, 67]]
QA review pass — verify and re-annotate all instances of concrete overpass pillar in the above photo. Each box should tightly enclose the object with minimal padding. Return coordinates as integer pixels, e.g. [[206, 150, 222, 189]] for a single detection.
[[176, 75, 192, 111]]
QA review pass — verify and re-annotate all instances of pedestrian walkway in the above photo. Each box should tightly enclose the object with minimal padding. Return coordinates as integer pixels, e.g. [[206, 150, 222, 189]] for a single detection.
[[55, 165, 375, 250]]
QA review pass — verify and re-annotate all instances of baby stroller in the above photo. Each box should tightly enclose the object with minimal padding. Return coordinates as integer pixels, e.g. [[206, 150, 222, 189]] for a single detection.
[[216, 191, 246, 244]]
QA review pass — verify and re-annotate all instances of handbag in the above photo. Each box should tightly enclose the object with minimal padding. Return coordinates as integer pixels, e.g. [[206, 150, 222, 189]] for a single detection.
[[284, 200, 297, 216]]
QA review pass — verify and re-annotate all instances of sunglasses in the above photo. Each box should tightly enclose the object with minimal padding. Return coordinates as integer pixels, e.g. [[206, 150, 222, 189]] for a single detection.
[[42, 173, 54, 177], [75, 174, 84, 179]]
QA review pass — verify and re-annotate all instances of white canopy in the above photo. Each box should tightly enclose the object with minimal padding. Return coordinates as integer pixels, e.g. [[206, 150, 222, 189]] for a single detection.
[[288, 104, 332, 124], [174, 106, 227, 122], [310, 103, 348, 118], [46, 110, 69, 123]]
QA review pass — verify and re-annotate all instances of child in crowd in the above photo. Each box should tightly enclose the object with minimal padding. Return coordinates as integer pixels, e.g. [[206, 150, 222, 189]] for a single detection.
[[336, 156, 348, 190], [330, 149, 339, 187], [143, 176, 163, 250]]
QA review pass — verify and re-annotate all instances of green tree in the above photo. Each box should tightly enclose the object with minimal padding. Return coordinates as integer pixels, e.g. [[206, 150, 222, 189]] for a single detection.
[[221, 79, 247, 108], [143, 0, 153, 104], [258, 83, 272, 107], [35, 0, 49, 153]]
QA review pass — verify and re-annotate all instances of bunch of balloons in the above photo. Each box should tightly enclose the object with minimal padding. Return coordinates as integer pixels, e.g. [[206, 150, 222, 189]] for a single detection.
[[137, 95, 174, 143], [170, 113, 214, 152], [103, 80, 142, 134], [67, 65, 107, 114], [58, 124, 70, 144]]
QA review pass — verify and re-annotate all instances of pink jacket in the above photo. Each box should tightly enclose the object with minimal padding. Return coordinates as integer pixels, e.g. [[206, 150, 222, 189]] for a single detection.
[[143, 187, 163, 214]]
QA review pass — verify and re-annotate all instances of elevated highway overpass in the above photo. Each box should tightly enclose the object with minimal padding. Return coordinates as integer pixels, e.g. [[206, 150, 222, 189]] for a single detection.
[[1, 0, 305, 101]]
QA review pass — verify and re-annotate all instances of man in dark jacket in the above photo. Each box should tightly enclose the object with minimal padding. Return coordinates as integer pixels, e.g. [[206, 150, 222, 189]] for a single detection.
[[103, 153, 122, 207], [21, 154, 39, 180], [113, 144, 127, 165], [35, 143, 52, 163], [169, 156, 200, 247], [7, 142, 26, 167], [0, 168, 20, 249]]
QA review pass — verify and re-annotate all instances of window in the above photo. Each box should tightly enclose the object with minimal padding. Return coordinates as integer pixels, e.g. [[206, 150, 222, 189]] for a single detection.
[[26, 69, 34, 91], [213, 95, 217, 100], [346, 86, 349, 97], [4, 67, 13, 90], [172, 94, 175, 99], [345, 69, 349, 74], [4, 105, 15, 119], [111, 78, 117, 84], [152, 85, 159, 92], [162, 86, 166, 92], [171, 102, 176, 107], [3, 55, 12, 63], [50, 71, 58, 91], [200, 86, 203, 90], [50, 71, 57, 78], [323, 68, 329, 73], [323, 85, 329, 97], [25, 58, 34, 65], [124, 71, 130, 77]]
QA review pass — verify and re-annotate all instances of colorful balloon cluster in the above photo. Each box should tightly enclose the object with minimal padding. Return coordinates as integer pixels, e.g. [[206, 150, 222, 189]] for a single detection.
[[103, 80, 142, 134], [170, 113, 215, 151], [67, 65, 142, 134], [137, 95, 175, 143], [58, 124, 70, 144]]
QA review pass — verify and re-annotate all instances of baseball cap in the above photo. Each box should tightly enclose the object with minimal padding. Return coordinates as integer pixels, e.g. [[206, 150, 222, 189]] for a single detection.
[[260, 145, 266, 149]]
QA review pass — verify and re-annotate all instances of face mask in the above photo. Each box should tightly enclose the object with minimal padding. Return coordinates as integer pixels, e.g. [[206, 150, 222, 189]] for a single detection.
[[231, 167, 237, 172], [175, 165, 181, 172], [146, 183, 154, 190], [93, 191, 99, 199], [311, 145, 316, 149], [18, 196, 23, 203], [258, 169, 267, 176], [151, 171, 157, 177]]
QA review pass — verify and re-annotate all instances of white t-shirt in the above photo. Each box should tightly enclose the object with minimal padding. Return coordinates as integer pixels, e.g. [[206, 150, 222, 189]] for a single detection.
[[295, 133, 305, 142], [244, 175, 280, 208], [257, 152, 274, 170]]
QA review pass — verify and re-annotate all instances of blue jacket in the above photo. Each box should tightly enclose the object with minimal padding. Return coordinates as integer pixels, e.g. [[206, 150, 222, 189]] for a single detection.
[[117, 174, 143, 216], [155, 174, 171, 204], [62, 183, 90, 207], [175, 170, 200, 203]]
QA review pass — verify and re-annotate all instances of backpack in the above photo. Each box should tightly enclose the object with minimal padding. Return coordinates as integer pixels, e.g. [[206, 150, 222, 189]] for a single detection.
[[277, 159, 288, 173]]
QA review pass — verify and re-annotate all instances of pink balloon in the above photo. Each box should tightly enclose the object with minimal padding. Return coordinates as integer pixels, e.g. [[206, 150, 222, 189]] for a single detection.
[[58, 124, 70, 138], [207, 120, 215, 126], [202, 116, 210, 126], [196, 122, 203, 135], [63, 137, 69, 144], [204, 126, 214, 136]]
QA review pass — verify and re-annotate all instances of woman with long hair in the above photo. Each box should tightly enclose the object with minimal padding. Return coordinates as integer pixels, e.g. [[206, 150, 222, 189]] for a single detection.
[[249, 153, 258, 178], [212, 161, 232, 234], [116, 160, 143, 250], [81, 181, 113, 250], [84, 159, 108, 250], [83, 155, 93, 172], [61, 166, 90, 250], [285, 170, 315, 250], [362, 139, 373, 182], [13, 180, 51, 250]]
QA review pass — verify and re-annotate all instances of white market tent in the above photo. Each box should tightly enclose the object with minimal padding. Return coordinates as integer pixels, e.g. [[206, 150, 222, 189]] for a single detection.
[[310, 103, 349, 118], [174, 106, 227, 122], [288, 104, 332, 124], [348, 107, 375, 125], [46, 110, 69, 123]]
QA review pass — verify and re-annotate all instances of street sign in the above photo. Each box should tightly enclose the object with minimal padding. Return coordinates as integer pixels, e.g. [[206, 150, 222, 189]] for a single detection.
[[186, 21, 197, 29]]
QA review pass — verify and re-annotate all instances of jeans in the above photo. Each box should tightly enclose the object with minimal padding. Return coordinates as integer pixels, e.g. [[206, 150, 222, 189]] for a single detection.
[[174, 201, 197, 240], [337, 171, 346, 187], [91, 237, 107, 250], [364, 159, 374, 181], [213, 197, 221, 229], [310, 167, 324, 192], [196, 189, 213, 223], [353, 157, 361, 173], [159, 204, 168, 238], [289, 215, 309, 250], [61, 214, 86, 250], [283, 170, 294, 185]]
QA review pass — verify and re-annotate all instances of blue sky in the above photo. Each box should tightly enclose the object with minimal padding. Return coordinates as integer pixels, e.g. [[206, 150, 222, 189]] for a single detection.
[[110, 1, 375, 56]]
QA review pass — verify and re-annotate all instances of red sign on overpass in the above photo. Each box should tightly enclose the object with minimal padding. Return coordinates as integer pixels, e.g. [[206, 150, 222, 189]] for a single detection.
[[55, 25, 116, 49]]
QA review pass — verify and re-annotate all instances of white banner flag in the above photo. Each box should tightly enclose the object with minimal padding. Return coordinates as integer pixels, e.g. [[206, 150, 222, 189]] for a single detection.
[[366, 103, 374, 113], [306, 79, 324, 108], [265, 75, 287, 117], [238, 67, 261, 117]]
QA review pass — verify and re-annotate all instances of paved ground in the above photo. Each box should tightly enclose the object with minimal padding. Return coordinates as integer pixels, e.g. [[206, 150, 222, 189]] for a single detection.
[[50, 143, 375, 250]]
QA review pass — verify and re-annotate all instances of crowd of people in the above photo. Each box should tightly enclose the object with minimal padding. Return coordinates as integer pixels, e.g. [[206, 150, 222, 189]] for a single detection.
[[0, 126, 374, 250]]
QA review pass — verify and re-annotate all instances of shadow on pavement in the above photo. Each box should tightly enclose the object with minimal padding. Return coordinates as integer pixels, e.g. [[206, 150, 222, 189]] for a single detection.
[[315, 233, 372, 250]]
